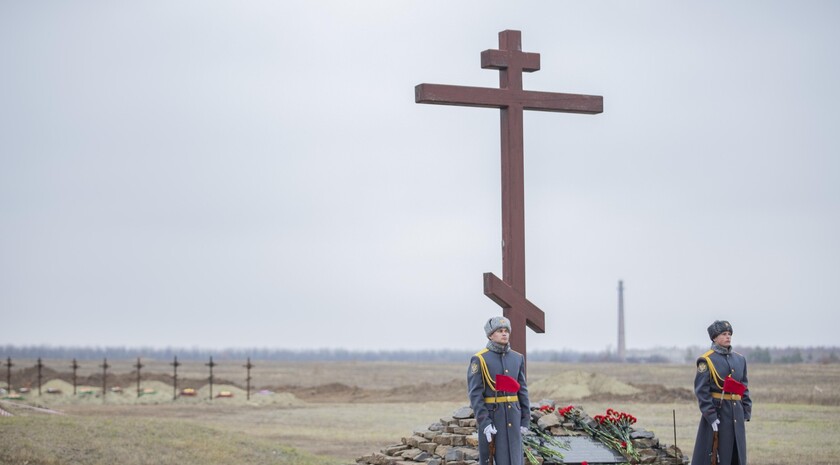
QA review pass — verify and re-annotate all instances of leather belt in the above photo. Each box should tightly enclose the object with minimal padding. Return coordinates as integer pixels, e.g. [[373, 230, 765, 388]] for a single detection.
[[712, 392, 742, 400], [485, 395, 518, 403]]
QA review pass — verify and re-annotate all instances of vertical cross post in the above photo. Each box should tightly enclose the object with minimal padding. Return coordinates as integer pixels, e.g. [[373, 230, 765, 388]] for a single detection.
[[206, 356, 216, 401], [100, 358, 110, 403], [416, 30, 603, 358], [135, 357, 144, 398], [171, 356, 181, 401], [243, 358, 254, 401], [36, 358, 43, 396], [70, 359, 79, 395], [4, 357, 13, 392]]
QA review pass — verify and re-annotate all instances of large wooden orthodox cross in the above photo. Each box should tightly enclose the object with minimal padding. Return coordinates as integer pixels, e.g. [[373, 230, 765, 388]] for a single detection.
[[415, 30, 603, 358]]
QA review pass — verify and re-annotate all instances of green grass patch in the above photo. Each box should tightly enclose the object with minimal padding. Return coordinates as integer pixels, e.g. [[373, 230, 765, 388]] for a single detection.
[[0, 414, 339, 465]]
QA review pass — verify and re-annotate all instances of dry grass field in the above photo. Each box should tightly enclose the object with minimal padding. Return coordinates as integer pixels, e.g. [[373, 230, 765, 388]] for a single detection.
[[2, 360, 839, 465]]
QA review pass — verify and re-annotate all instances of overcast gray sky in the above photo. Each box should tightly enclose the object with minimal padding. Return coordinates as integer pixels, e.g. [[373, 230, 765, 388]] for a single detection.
[[2, 1, 838, 353]]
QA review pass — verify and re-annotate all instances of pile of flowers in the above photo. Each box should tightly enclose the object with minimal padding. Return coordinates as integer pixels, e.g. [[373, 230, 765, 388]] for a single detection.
[[592, 408, 639, 461], [549, 404, 641, 463]]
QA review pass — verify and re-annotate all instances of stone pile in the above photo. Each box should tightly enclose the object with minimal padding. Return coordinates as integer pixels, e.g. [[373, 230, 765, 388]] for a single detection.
[[357, 405, 478, 465], [356, 402, 688, 465]]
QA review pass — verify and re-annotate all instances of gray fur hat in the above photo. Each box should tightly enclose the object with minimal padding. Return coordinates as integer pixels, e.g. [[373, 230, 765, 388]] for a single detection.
[[707, 320, 733, 340], [485, 316, 511, 337]]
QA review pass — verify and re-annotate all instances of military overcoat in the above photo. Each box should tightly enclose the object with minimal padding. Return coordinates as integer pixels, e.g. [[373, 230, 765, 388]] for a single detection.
[[691, 347, 751, 465], [468, 347, 530, 465]]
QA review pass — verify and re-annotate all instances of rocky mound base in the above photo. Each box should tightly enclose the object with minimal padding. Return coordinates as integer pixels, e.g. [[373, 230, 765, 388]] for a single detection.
[[356, 401, 689, 465]]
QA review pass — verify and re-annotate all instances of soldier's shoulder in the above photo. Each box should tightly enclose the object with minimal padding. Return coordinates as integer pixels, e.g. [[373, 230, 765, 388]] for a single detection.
[[695, 349, 715, 362], [472, 348, 490, 358]]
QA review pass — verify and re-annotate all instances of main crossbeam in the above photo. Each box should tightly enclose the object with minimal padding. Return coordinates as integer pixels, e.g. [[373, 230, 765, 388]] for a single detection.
[[415, 84, 603, 113]]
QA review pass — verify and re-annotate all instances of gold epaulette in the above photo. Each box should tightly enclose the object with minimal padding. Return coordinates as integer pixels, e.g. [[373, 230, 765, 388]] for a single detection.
[[700, 350, 724, 389], [474, 349, 496, 391]]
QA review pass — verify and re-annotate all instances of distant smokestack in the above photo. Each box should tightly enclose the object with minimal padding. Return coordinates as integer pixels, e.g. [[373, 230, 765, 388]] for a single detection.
[[618, 280, 626, 362]]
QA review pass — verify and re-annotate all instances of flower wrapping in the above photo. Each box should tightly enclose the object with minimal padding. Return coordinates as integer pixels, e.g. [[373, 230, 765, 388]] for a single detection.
[[495, 374, 520, 393], [723, 375, 746, 395]]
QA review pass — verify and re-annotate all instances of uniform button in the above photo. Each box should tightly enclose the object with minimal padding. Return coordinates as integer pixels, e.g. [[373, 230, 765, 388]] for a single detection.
[[505, 369, 509, 373], [508, 423, 512, 427], [508, 405, 511, 409], [734, 419, 738, 423]]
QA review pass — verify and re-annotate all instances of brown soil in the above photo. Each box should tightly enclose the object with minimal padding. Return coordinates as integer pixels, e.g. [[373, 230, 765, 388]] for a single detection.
[[9, 367, 691, 405], [583, 383, 695, 403], [12, 366, 239, 391], [272, 379, 465, 403]]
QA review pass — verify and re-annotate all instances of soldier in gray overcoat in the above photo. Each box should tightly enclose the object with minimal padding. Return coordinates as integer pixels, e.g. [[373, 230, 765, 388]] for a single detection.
[[691, 320, 752, 465], [467, 316, 530, 465]]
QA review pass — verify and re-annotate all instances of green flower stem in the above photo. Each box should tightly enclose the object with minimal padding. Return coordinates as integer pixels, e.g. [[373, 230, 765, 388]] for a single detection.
[[523, 420, 569, 464], [524, 446, 540, 465]]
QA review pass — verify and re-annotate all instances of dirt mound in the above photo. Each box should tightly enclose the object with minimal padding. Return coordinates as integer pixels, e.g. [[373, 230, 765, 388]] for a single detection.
[[530, 370, 642, 400], [23, 379, 176, 406], [171, 384, 303, 406], [530, 371, 693, 403], [6, 379, 304, 407], [7, 369, 693, 406], [11, 366, 239, 392], [284, 382, 363, 399], [376, 379, 465, 402], [279, 374, 692, 404], [276, 379, 465, 403], [586, 383, 695, 403]]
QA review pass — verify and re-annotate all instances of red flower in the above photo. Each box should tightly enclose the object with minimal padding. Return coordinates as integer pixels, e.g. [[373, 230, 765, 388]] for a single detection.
[[622, 441, 627, 448], [557, 405, 574, 416], [582, 462, 588, 465]]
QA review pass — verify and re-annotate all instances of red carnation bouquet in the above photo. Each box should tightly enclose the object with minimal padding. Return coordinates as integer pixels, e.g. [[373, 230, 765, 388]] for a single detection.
[[557, 404, 640, 462], [593, 408, 639, 460]]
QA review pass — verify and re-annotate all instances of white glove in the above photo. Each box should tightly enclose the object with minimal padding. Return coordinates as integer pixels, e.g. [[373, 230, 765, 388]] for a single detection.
[[484, 424, 497, 442], [711, 419, 720, 432], [520, 426, 530, 435]]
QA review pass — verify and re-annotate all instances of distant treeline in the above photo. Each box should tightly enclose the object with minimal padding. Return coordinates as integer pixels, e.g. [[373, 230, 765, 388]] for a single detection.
[[2, 345, 838, 364]]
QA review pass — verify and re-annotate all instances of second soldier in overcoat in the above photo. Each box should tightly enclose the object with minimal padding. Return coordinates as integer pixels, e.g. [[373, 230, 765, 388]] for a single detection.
[[691, 320, 752, 465], [467, 316, 530, 465]]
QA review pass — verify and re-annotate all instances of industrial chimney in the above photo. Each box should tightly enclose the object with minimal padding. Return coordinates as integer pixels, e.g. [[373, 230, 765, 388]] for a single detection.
[[618, 280, 626, 362]]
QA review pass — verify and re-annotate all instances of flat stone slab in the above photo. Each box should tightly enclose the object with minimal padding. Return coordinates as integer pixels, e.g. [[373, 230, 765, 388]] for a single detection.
[[544, 436, 626, 464]]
